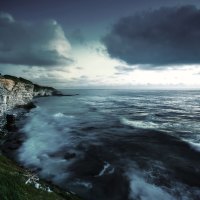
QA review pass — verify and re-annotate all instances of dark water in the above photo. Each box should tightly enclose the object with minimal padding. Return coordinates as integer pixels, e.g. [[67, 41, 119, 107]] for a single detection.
[[17, 90, 200, 200]]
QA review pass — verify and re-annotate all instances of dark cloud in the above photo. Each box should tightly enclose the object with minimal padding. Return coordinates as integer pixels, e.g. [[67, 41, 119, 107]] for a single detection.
[[103, 5, 200, 68], [0, 12, 72, 67]]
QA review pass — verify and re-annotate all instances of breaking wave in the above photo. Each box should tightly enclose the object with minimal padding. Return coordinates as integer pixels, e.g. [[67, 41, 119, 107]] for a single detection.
[[121, 117, 159, 129], [18, 107, 78, 184], [129, 173, 174, 200]]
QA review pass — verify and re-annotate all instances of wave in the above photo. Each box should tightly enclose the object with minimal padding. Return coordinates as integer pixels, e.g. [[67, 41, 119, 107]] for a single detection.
[[72, 180, 93, 189], [53, 112, 65, 118], [53, 112, 74, 119], [183, 140, 200, 152], [127, 166, 200, 200], [121, 117, 159, 129], [189, 142, 200, 152], [129, 173, 175, 200], [17, 108, 78, 184], [95, 161, 114, 177]]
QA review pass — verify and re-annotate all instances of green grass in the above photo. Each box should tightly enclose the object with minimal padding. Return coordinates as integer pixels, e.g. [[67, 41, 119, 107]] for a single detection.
[[3, 75, 33, 85], [0, 155, 81, 200]]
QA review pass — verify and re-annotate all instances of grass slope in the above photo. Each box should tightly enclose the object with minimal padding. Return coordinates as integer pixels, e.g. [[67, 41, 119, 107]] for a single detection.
[[0, 154, 80, 200]]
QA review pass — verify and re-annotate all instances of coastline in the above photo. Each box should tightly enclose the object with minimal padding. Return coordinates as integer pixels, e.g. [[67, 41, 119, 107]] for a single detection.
[[0, 75, 81, 200]]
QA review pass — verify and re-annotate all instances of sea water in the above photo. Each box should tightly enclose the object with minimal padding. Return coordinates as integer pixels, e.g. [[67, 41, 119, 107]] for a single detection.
[[17, 89, 200, 200]]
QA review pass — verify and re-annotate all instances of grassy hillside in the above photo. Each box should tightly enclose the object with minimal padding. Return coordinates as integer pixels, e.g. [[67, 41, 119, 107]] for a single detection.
[[0, 154, 80, 200]]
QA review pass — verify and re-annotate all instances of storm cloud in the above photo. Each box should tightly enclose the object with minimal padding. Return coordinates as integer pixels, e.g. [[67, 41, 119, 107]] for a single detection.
[[0, 12, 72, 67], [103, 5, 200, 67]]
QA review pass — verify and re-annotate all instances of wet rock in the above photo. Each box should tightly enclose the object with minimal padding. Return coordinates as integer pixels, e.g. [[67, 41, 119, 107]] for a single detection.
[[16, 102, 36, 110], [5, 114, 17, 131]]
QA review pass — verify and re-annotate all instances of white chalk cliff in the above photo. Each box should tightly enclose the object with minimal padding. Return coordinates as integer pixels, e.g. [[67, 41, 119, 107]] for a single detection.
[[0, 75, 59, 116]]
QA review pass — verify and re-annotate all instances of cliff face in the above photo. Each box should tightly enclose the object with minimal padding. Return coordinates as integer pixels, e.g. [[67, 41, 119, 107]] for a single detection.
[[0, 75, 58, 116], [33, 84, 58, 97]]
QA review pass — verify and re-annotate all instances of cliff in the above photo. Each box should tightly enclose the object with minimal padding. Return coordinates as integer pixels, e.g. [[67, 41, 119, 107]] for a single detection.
[[0, 75, 60, 116], [0, 75, 81, 200]]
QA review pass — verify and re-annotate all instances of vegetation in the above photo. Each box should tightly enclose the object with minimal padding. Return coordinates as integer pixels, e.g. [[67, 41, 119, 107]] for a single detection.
[[3, 74, 57, 92], [3, 75, 33, 85], [0, 154, 80, 200]]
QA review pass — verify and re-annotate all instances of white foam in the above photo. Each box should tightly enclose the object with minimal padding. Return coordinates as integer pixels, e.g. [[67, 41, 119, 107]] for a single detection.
[[121, 117, 159, 129], [47, 187, 52, 193], [129, 173, 175, 200], [35, 183, 40, 189], [96, 162, 111, 177], [53, 112, 65, 118], [18, 108, 76, 183], [73, 180, 93, 189], [108, 167, 115, 174], [181, 138, 200, 153], [188, 141, 200, 152]]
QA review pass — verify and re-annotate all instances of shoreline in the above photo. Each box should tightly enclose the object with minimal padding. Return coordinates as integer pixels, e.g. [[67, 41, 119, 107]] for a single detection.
[[0, 100, 81, 200]]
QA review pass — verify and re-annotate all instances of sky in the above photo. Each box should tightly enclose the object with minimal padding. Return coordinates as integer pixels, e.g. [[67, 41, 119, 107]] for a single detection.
[[1, 0, 200, 89]]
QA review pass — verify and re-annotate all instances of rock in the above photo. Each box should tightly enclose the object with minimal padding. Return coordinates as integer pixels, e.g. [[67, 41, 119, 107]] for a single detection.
[[6, 114, 15, 124], [0, 75, 60, 117], [33, 84, 59, 97], [5, 114, 17, 131], [16, 102, 36, 110]]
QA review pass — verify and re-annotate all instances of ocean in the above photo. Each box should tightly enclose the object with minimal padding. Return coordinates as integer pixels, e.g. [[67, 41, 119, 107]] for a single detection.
[[15, 89, 200, 200]]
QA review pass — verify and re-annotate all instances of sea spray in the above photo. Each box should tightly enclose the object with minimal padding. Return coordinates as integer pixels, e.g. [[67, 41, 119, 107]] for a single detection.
[[18, 107, 78, 184]]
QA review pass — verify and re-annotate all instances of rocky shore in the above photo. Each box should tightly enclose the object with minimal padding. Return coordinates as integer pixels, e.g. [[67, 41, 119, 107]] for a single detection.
[[0, 74, 81, 200], [0, 75, 61, 117]]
